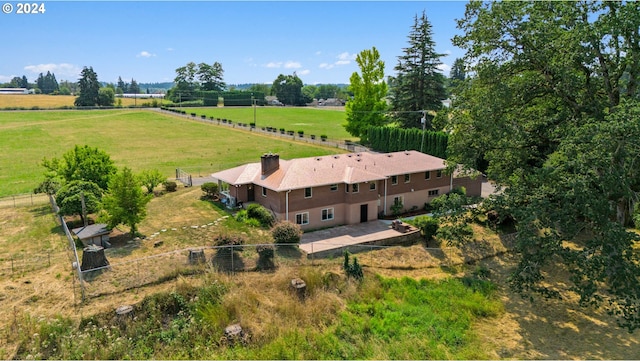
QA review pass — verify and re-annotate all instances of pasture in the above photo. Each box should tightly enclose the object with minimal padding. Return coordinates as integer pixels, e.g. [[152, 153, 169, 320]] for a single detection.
[[0, 94, 168, 109], [182, 106, 352, 141], [0, 109, 345, 197]]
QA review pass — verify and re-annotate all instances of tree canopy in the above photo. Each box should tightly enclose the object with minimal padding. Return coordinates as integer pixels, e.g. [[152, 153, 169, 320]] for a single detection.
[[389, 10, 447, 129], [448, 0, 640, 332], [74, 67, 101, 106], [271, 73, 309, 106], [41, 145, 117, 191], [101, 167, 152, 236], [344, 47, 388, 143]]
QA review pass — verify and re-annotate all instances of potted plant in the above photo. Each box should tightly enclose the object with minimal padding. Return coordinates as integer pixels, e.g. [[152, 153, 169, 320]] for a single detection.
[[320, 134, 328, 141], [280, 128, 285, 134], [298, 130, 304, 137], [310, 134, 316, 140]]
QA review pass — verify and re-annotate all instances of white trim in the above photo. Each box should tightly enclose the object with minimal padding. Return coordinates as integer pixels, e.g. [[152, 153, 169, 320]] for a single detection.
[[321, 208, 334, 221], [295, 212, 309, 225]]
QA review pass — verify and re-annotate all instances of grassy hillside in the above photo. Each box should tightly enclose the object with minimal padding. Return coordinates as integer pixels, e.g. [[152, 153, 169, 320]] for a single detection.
[[182, 106, 352, 141], [0, 109, 344, 197]]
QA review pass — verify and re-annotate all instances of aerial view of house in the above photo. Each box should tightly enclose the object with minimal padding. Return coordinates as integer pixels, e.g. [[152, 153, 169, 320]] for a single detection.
[[211, 150, 481, 230]]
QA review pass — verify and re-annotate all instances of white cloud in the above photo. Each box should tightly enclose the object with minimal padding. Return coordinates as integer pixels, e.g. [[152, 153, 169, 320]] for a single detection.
[[335, 60, 350, 65], [284, 61, 302, 69], [297, 69, 310, 76], [24, 63, 82, 79], [137, 51, 156, 58], [265, 62, 282, 68], [166, 47, 175, 52], [315, 51, 322, 56], [337, 52, 356, 61], [319, 63, 333, 69], [443, 49, 452, 56], [437, 63, 451, 73]]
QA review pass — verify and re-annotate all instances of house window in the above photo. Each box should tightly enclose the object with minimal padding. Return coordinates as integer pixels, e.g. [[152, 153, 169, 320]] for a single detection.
[[352, 183, 359, 193], [261, 187, 267, 197], [330, 184, 338, 191], [393, 196, 403, 206], [321, 208, 334, 221], [369, 182, 376, 191], [404, 174, 411, 183], [345, 184, 349, 193], [295, 212, 309, 225], [425, 171, 431, 180], [428, 189, 439, 196], [391, 175, 398, 185], [304, 187, 312, 198], [436, 170, 442, 178]]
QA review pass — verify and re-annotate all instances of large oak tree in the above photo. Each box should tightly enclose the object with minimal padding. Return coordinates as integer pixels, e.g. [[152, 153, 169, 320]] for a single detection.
[[448, 1, 640, 331]]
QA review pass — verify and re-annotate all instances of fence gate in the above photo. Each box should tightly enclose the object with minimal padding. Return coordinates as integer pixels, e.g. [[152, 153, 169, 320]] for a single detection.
[[176, 168, 192, 187]]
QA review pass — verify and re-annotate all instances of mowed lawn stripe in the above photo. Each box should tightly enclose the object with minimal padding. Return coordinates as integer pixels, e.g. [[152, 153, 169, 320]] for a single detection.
[[183, 106, 353, 141], [0, 109, 344, 197]]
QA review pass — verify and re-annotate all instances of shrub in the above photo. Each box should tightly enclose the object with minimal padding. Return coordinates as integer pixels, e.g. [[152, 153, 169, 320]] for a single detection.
[[163, 181, 177, 192], [246, 203, 275, 228], [343, 251, 363, 281], [449, 186, 467, 196], [214, 232, 245, 246], [201, 182, 219, 199], [271, 221, 302, 244], [410, 215, 439, 241]]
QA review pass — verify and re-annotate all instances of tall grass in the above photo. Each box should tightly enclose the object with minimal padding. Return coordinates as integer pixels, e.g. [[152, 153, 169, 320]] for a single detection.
[[10, 270, 503, 359]]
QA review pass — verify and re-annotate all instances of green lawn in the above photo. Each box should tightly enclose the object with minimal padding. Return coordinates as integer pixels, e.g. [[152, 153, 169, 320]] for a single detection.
[[182, 106, 354, 141], [0, 109, 346, 197]]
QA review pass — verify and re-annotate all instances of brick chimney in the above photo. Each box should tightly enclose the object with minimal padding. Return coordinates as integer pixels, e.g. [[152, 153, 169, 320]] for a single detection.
[[261, 153, 280, 175]]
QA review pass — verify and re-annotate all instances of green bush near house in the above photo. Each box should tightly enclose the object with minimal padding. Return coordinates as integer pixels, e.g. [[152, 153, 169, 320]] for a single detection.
[[246, 203, 275, 228], [271, 221, 302, 244]]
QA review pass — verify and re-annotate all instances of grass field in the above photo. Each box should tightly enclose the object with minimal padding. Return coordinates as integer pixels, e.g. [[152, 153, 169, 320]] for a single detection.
[[182, 106, 353, 141], [0, 109, 346, 197], [0, 94, 169, 109]]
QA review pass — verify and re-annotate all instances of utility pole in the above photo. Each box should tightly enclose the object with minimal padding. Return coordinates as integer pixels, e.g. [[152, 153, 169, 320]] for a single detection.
[[420, 110, 426, 153]]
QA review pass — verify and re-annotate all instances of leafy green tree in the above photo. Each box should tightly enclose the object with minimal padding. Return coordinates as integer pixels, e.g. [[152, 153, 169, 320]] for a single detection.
[[344, 47, 388, 143], [197, 62, 226, 91], [449, 1, 640, 331], [55, 180, 102, 225], [138, 169, 166, 194], [98, 87, 115, 106], [271, 73, 309, 106], [390, 11, 446, 129], [74, 67, 100, 106], [430, 192, 474, 247], [41, 145, 117, 191], [102, 167, 152, 236]]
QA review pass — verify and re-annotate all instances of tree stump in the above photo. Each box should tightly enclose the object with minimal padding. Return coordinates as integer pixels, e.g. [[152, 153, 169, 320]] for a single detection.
[[80, 244, 109, 271], [224, 324, 244, 345], [290, 278, 307, 300], [115, 305, 134, 328], [188, 249, 206, 264]]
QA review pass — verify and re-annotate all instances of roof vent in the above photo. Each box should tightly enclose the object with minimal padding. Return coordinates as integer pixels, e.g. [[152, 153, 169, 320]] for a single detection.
[[404, 150, 410, 155], [347, 154, 352, 157], [357, 159, 361, 162], [316, 157, 322, 161], [333, 155, 339, 159], [386, 154, 393, 157]]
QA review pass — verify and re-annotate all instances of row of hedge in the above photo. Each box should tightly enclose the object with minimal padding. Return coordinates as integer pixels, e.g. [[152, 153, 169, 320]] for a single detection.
[[367, 126, 448, 159], [167, 90, 266, 106]]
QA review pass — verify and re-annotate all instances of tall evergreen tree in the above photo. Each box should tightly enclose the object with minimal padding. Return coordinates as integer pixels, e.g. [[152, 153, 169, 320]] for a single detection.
[[129, 78, 140, 94], [390, 11, 446, 129], [116, 76, 127, 94], [74, 67, 100, 106]]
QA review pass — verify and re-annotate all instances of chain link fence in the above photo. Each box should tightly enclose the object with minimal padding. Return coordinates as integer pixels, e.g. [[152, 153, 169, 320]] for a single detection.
[[0, 193, 49, 208]]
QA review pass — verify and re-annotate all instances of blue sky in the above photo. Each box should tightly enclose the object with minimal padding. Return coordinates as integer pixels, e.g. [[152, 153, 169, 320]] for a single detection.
[[2, 1, 469, 86]]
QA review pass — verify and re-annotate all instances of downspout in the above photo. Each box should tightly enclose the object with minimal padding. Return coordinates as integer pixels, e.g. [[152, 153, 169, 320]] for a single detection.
[[383, 178, 388, 216], [285, 189, 292, 221], [450, 171, 453, 192]]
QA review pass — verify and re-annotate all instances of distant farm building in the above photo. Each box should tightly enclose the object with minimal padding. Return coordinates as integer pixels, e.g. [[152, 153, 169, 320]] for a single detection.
[[117, 93, 165, 99], [0, 88, 30, 94]]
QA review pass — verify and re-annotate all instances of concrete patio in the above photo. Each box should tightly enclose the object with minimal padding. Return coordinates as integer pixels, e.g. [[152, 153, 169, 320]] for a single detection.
[[299, 220, 421, 258]]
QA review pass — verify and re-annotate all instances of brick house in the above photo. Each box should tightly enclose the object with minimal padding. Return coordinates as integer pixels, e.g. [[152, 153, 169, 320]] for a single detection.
[[211, 150, 481, 230]]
